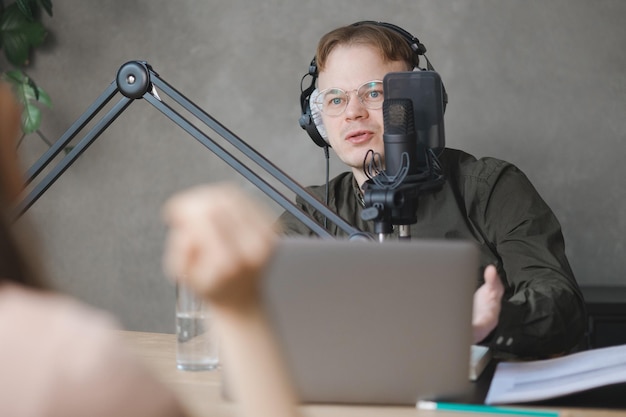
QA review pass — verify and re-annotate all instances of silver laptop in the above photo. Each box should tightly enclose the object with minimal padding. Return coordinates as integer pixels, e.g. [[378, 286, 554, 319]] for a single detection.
[[259, 237, 479, 406]]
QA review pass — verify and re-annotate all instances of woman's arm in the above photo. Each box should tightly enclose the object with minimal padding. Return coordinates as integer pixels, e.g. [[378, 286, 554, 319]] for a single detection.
[[162, 184, 301, 417]]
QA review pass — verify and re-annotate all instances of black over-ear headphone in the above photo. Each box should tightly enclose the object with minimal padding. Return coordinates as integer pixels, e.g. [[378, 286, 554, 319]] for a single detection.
[[298, 20, 448, 148]]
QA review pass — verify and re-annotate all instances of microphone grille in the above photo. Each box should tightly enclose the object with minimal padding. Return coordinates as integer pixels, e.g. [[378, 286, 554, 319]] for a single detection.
[[383, 98, 414, 135]]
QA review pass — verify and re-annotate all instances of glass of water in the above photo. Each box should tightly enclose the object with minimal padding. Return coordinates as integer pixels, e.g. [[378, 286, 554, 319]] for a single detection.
[[175, 283, 219, 371]]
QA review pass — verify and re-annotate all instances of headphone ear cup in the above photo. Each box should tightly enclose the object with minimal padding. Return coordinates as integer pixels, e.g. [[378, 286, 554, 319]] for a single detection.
[[309, 89, 329, 144], [299, 89, 329, 148]]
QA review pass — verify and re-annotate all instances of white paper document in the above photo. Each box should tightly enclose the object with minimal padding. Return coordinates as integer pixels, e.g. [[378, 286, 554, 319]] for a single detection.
[[485, 343, 626, 404], [469, 345, 491, 381]]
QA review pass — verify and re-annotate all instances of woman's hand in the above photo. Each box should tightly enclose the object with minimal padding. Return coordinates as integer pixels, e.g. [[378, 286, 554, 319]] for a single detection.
[[162, 183, 277, 310]]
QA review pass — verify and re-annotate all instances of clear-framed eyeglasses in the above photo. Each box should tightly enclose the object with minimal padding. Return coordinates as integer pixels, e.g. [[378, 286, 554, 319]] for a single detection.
[[313, 80, 384, 116]]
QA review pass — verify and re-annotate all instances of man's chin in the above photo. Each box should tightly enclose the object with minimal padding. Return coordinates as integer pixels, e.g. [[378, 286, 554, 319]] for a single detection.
[[349, 151, 383, 169]]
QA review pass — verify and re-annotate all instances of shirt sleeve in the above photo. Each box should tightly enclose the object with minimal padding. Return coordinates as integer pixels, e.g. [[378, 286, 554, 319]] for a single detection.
[[276, 196, 320, 236], [471, 160, 588, 358], [276, 172, 364, 238]]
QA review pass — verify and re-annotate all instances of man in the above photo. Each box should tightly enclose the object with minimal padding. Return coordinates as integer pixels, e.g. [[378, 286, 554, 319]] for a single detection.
[[279, 21, 587, 359]]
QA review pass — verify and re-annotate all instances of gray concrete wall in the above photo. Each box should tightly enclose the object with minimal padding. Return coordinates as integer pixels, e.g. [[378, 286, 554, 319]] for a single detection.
[[14, 0, 626, 332]]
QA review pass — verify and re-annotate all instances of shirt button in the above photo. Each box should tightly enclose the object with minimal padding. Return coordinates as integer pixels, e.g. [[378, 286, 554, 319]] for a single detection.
[[496, 336, 504, 345], [506, 337, 514, 346]]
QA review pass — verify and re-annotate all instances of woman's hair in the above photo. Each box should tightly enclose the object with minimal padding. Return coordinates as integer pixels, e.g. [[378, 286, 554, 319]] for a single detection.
[[0, 211, 49, 289], [315, 23, 417, 73], [0, 84, 49, 290]]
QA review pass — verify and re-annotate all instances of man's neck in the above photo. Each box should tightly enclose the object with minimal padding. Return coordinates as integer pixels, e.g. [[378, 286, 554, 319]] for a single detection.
[[352, 169, 368, 190]]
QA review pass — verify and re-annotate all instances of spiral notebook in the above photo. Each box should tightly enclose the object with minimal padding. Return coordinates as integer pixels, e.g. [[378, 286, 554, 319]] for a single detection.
[[258, 237, 480, 405]]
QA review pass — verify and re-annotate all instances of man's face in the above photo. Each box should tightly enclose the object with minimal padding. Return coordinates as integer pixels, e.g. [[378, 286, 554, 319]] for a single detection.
[[317, 44, 407, 185]]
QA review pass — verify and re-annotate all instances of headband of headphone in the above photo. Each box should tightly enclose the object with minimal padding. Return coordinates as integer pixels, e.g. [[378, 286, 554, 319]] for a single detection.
[[298, 21, 448, 148]]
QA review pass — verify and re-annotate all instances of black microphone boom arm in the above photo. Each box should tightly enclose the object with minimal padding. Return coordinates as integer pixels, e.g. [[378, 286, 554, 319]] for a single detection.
[[19, 61, 367, 240]]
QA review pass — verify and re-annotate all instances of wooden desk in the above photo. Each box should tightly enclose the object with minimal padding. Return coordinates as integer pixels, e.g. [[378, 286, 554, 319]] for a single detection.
[[119, 331, 623, 417]]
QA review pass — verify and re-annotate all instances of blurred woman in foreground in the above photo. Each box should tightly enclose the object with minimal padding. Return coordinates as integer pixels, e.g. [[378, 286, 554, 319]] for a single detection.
[[0, 83, 299, 417]]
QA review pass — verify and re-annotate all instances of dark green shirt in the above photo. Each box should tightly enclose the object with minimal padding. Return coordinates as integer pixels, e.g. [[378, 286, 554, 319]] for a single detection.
[[278, 148, 587, 358]]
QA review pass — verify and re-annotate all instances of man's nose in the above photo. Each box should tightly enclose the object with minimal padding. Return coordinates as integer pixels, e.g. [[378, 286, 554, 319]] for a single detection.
[[344, 92, 367, 119]]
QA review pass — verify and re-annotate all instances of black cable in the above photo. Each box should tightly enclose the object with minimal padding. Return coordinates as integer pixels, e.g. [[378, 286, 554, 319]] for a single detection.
[[323, 145, 330, 229]]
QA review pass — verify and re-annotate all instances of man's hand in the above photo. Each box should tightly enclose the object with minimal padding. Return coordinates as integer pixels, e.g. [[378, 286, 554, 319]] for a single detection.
[[472, 264, 505, 343]]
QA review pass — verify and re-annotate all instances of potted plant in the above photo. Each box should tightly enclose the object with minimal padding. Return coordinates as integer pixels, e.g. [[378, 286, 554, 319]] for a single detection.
[[0, 0, 53, 143]]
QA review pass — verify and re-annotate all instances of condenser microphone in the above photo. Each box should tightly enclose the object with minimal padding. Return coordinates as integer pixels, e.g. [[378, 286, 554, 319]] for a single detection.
[[383, 98, 420, 178], [361, 72, 446, 240], [383, 71, 446, 165]]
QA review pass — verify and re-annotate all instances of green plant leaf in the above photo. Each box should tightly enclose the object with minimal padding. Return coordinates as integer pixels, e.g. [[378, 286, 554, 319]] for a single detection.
[[37, 0, 53, 17], [16, 0, 35, 20], [34, 84, 50, 106], [22, 76, 51, 106], [22, 100, 41, 134], [2, 69, 52, 133], [0, 4, 47, 66], [14, 0, 53, 18], [2, 68, 27, 84]]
